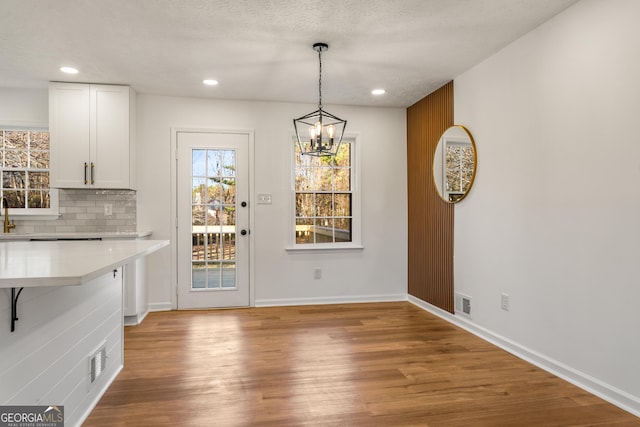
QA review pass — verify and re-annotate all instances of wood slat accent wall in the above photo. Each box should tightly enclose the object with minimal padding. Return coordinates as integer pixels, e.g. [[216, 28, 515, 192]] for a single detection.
[[406, 81, 454, 313]]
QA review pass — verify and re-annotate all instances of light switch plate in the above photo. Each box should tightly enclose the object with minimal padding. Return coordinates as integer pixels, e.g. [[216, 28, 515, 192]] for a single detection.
[[257, 193, 272, 204]]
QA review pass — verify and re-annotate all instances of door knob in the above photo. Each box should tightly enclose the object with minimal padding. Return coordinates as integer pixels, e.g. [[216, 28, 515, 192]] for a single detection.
[[241, 201, 247, 207], [240, 229, 248, 236]]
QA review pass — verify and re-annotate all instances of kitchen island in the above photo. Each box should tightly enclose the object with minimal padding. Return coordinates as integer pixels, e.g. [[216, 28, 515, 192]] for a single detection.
[[0, 239, 168, 427], [0, 239, 167, 287], [0, 232, 159, 325]]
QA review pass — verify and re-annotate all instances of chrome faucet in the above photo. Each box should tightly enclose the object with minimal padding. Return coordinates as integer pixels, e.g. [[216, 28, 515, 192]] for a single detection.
[[3, 197, 16, 233]]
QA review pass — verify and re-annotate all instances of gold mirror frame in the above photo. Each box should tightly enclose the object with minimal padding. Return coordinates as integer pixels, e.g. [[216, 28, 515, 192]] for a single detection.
[[433, 125, 477, 203]]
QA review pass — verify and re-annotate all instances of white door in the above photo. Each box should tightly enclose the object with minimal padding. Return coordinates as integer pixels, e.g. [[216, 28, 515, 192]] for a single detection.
[[177, 131, 250, 309]]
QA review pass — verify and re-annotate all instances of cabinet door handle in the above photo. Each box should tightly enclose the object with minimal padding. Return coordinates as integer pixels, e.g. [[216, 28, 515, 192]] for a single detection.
[[91, 162, 95, 184], [84, 162, 88, 185]]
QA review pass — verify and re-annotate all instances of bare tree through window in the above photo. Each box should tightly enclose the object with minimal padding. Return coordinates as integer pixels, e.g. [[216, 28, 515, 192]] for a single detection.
[[294, 141, 352, 244], [1, 129, 51, 209]]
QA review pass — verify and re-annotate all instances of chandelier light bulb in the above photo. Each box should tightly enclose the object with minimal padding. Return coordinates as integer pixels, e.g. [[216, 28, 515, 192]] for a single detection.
[[309, 126, 317, 139], [327, 124, 336, 138]]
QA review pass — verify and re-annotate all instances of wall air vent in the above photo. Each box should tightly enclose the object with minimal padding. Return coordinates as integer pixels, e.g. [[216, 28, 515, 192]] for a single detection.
[[455, 292, 472, 317], [89, 344, 107, 383]]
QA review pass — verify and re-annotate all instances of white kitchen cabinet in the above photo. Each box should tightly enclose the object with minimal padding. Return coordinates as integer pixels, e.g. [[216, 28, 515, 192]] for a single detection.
[[104, 234, 150, 326], [49, 82, 136, 189], [123, 256, 147, 325]]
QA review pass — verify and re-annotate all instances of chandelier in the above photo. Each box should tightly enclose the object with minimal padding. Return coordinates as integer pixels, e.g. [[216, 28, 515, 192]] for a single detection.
[[293, 42, 347, 157]]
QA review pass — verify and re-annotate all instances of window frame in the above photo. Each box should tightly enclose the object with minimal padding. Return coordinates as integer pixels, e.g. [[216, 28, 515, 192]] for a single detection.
[[287, 134, 362, 251], [0, 125, 59, 219]]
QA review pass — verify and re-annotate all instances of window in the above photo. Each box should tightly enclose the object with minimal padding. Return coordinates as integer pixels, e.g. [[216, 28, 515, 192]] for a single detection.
[[1, 128, 58, 215], [292, 137, 361, 249]]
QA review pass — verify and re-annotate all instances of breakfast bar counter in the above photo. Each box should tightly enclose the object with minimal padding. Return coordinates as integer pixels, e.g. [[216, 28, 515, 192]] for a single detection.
[[0, 239, 168, 288], [0, 238, 169, 426]]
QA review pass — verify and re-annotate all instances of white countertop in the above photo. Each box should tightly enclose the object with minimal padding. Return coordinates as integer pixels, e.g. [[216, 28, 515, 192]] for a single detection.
[[0, 231, 152, 241], [0, 239, 169, 288]]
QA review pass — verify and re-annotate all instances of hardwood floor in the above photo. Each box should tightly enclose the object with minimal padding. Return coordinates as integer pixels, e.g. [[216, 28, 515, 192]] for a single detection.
[[84, 302, 639, 426]]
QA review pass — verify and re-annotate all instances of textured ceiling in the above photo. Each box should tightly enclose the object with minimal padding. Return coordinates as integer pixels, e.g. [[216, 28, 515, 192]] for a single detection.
[[0, 0, 578, 107]]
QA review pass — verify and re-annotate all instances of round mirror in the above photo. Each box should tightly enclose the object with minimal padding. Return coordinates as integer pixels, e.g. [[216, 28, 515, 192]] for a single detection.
[[433, 125, 477, 203]]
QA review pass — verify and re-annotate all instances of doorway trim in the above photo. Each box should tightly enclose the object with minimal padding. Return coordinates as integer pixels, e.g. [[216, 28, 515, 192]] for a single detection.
[[170, 127, 255, 309]]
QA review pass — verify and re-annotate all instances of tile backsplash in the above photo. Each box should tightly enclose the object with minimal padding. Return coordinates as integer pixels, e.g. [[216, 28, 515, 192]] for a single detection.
[[12, 189, 137, 234]]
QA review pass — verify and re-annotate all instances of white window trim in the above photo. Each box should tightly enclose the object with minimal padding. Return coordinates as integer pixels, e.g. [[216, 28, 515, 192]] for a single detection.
[[286, 133, 363, 251], [2, 196, 60, 220], [0, 124, 60, 219]]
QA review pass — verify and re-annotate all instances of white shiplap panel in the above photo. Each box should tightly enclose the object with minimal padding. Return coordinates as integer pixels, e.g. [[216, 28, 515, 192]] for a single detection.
[[0, 284, 105, 376], [64, 324, 123, 424], [0, 268, 123, 427], [8, 290, 121, 402], [0, 272, 120, 400]]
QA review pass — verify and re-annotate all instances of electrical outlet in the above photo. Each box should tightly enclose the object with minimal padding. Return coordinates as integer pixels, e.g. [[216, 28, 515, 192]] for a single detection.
[[104, 204, 113, 216], [501, 293, 510, 311], [313, 268, 321, 279]]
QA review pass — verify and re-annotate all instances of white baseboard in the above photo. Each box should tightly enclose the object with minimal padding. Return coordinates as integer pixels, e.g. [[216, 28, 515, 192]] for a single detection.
[[147, 302, 173, 312], [408, 295, 640, 418], [124, 309, 149, 326], [255, 293, 407, 307], [74, 363, 123, 427]]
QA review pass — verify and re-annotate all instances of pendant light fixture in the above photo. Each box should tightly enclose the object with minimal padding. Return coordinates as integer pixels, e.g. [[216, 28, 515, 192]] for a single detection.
[[293, 42, 347, 157]]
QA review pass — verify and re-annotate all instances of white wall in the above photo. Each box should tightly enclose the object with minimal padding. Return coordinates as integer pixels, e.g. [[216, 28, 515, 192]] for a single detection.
[[0, 87, 48, 127], [453, 0, 640, 415], [136, 96, 407, 309]]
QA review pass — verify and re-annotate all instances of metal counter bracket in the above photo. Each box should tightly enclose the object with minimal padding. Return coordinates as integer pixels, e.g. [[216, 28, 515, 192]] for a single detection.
[[11, 287, 24, 332]]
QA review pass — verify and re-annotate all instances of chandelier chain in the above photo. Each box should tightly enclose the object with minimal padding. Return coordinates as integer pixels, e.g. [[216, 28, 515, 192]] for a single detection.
[[318, 47, 323, 110]]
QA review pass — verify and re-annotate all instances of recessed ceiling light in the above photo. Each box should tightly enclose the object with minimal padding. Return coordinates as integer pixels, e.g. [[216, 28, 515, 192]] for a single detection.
[[371, 89, 386, 95], [60, 66, 79, 74], [203, 79, 219, 86]]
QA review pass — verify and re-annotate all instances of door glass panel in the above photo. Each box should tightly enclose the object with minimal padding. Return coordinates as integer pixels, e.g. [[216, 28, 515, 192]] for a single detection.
[[192, 205, 205, 225], [222, 232, 235, 260], [207, 264, 222, 289], [207, 151, 220, 176], [192, 178, 207, 203], [191, 222, 205, 261], [220, 151, 236, 176], [192, 148, 237, 290], [221, 177, 236, 204], [222, 262, 236, 288], [207, 203, 222, 226], [206, 233, 220, 261], [192, 150, 206, 176], [192, 262, 206, 288]]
